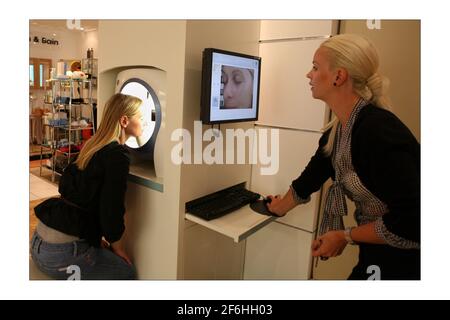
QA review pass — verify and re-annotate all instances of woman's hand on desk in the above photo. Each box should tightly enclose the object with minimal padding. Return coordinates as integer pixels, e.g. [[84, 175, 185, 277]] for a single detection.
[[266, 195, 286, 216], [266, 188, 298, 217]]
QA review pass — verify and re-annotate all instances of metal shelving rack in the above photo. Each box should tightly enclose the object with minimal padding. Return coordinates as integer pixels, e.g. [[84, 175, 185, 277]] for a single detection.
[[82, 58, 98, 88], [40, 78, 96, 181]]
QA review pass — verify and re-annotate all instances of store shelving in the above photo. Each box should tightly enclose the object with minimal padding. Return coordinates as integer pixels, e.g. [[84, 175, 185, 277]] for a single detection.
[[40, 78, 95, 181], [82, 58, 98, 87]]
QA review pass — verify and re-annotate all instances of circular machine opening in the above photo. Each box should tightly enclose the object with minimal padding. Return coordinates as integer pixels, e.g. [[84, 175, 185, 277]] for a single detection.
[[120, 79, 161, 152]]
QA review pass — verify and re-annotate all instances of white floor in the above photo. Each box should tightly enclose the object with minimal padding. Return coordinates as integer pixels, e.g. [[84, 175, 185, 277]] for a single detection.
[[30, 173, 59, 200]]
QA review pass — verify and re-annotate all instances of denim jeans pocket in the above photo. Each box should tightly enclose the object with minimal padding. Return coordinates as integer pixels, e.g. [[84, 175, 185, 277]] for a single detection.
[[30, 233, 90, 279]]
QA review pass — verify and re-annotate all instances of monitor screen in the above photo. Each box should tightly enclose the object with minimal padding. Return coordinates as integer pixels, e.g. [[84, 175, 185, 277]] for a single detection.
[[201, 48, 261, 124]]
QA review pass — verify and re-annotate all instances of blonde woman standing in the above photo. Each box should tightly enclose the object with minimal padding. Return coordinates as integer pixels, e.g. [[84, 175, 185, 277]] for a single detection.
[[267, 34, 420, 280], [31, 93, 143, 280]]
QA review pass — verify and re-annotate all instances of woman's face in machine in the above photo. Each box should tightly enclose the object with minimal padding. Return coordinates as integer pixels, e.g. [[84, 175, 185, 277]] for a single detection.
[[125, 110, 143, 138]]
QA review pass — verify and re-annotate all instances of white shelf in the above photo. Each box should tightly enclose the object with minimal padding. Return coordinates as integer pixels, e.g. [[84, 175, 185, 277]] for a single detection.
[[185, 206, 276, 243]]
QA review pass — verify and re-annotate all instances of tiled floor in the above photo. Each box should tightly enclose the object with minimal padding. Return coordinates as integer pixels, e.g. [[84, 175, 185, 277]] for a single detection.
[[29, 160, 59, 280], [29, 160, 59, 240], [29, 166, 57, 248], [29, 171, 59, 200]]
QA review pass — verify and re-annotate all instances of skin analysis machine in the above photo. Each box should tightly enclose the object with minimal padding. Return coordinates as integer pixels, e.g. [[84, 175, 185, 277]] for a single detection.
[[115, 68, 165, 178]]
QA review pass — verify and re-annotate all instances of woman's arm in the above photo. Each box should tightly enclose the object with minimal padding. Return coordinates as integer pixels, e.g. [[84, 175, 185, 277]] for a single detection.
[[99, 146, 130, 244], [268, 131, 334, 216], [353, 109, 420, 248]]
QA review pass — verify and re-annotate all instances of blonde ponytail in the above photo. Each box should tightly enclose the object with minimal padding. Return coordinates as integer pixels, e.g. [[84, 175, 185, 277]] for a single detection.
[[366, 72, 391, 109]]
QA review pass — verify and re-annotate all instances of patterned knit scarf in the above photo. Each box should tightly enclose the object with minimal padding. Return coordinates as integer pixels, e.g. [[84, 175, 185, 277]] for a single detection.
[[319, 98, 367, 236]]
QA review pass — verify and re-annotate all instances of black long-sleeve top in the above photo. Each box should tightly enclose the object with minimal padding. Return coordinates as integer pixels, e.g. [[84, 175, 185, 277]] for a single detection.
[[35, 141, 130, 247], [291, 104, 420, 244]]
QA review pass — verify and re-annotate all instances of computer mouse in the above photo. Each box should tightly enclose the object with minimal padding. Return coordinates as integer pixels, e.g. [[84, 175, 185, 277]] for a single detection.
[[250, 199, 277, 217]]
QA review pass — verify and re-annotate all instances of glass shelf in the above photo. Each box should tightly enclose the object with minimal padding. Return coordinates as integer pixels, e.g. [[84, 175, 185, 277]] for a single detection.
[[48, 78, 91, 83], [55, 149, 81, 156], [82, 58, 98, 75], [44, 124, 94, 131]]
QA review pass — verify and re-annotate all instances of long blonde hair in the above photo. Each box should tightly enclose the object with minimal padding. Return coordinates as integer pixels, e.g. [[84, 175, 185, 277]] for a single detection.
[[320, 34, 391, 156], [75, 93, 142, 170]]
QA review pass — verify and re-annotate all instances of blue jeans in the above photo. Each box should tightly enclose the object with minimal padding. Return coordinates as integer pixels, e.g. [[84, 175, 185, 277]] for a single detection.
[[30, 231, 136, 280]]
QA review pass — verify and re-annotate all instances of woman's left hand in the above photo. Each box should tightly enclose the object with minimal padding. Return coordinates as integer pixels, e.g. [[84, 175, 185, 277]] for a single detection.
[[111, 240, 132, 265], [311, 230, 347, 259], [101, 238, 111, 249]]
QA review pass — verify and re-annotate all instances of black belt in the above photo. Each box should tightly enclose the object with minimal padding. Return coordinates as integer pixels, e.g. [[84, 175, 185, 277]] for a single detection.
[[60, 196, 88, 212]]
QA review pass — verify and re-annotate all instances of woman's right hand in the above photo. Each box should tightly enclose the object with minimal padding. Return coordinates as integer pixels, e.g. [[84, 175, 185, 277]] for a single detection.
[[266, 195, 287, 216], [110, 240, 132, 265], [266, 188, 299, 217]]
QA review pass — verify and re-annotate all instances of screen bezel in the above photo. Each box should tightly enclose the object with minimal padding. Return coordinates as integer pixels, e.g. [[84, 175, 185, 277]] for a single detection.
[[200, 48, 262, 125]]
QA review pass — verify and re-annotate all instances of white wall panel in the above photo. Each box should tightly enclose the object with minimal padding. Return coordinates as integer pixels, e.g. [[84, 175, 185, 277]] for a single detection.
[[260, 20, 336, 41], [244, 222, 314, 279], [257, 39, 328, 131], [251, 127, 322, 232]]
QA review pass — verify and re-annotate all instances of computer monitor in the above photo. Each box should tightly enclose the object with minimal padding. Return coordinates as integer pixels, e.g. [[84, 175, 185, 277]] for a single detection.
[[200, 48, 261, 124]]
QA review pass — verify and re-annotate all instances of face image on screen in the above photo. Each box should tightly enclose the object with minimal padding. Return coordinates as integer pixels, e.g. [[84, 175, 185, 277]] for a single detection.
[[202, 49, 260, 123], [220, 65, 254, 109]]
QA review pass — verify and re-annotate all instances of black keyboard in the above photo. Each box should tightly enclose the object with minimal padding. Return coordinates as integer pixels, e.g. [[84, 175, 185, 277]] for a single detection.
[[186, 182, 261, 220]]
